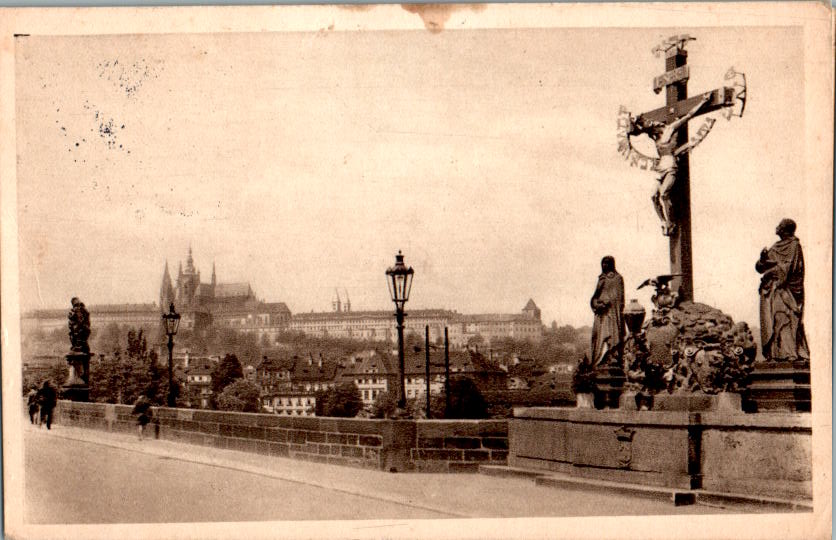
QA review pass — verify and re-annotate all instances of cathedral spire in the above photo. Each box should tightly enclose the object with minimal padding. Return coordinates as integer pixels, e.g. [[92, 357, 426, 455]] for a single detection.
[[186, 245, 195, 273], [160, 260, 175, 312], [332, 288, 341, 313]]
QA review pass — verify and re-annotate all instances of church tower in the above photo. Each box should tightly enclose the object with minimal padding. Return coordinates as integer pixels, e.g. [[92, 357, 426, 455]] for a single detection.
[[160, 261, 175, 312], [332, 288, 342, 313], [175, 246, 201, 308], [522, 299, 541, 321]]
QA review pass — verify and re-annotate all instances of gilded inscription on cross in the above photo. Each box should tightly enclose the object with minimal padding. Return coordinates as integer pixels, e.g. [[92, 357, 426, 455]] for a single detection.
[[617, 35, 746, 302]]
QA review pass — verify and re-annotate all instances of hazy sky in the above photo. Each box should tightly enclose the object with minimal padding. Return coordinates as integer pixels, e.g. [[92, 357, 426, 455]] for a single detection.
[[15, 26, 805, 327]]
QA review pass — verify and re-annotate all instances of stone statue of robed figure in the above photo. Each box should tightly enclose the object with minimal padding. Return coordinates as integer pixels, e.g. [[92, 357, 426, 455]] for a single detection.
[[64, 297, 92, 401], [756, 218, 809, 363], [590, 256, 625, 365]]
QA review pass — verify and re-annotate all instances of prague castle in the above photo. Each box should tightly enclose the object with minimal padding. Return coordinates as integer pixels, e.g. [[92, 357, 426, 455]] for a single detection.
[[22, 248, 542, 350], [158, 246, 290, 337]]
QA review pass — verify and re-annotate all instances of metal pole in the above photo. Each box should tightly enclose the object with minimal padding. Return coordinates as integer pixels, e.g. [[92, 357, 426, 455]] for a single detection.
[[444, 327, 450, 417], [167, 334, 175, 407], [425, 325, 431, 419], [396, 309, 406, 409]]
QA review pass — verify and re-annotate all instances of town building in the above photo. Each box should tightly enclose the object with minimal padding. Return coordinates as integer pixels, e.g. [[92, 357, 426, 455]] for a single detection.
[[256, 356, 295, 394], [338, 351, 396, 408], [183, 356, 217, 409], [446, 299, 543, 347], [290, 355, 340, 394], [263, 393, 316, 416], [22, 303, 160, 336], [256, 355, 337, 416]]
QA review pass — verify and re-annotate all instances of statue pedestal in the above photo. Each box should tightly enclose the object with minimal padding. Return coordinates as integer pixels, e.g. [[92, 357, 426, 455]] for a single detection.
[[653, 392, 742, 412], [744, 360, 811, 413], [619, 391, 654, 411], [63, 351, 90, 402], [594, 365, 625, 409], [619, 391, 741, 412]]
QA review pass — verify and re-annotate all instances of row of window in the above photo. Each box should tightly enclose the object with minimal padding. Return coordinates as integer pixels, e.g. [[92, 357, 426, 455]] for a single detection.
[[361, 389, 382, 401], [266, 397, 314, 406]]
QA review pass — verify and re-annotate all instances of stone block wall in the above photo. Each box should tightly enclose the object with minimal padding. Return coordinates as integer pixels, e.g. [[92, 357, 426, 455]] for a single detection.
[[699, 413, 812, 499], [51, 401, 506, 473], [509, 407, 812, 501], [412, 420, 509, 472]]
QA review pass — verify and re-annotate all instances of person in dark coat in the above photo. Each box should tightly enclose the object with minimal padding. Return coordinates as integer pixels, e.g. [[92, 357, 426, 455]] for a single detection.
[[37, 381, 57, 430], [27, 386, 40, 425], [132, 395, 153, 440]]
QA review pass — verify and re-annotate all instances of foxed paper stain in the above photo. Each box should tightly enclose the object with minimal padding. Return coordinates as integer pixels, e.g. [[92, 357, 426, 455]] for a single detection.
[[400, 3, 486, 33]]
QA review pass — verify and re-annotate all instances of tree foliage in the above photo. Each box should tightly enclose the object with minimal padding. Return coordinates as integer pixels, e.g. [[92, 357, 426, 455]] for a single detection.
[[315, 382, 363, 418], [89, 328, 174, 405], [216, 379, 261, 412], [211, 353, 244, 396], [371, 390, 398, 418], [445, 377, 489, 419], [22, 363, 68, 396], [94, 322, 124, 357], [178, 327, 262, 367], [405, 394, 446, 419]]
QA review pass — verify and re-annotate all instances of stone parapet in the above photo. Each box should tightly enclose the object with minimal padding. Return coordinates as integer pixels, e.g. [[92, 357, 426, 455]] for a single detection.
[[411, 420, 508, 472], [510, 407, 811, 501], [49, 401, 507, 473]]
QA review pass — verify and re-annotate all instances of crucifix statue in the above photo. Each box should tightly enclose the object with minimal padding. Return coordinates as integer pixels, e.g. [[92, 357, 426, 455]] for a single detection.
[[617, 34, 746, 302]]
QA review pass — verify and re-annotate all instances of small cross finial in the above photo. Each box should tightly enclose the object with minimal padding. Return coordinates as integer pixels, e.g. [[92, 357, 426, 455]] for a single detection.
[[652, 34, 696, 58]]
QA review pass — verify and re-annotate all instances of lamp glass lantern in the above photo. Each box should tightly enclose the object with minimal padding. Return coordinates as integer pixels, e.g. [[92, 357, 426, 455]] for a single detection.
[[385, 251, 414, 311], [162, 303, 181, 336]]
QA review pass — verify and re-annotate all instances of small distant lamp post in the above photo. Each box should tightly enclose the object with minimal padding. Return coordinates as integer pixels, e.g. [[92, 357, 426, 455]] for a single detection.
[[386, 250, 414, 409], [162, 302, 181, 407]]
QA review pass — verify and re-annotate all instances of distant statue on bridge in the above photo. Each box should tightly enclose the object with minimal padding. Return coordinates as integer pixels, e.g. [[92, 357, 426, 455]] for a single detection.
[[590, 256, 625, 365], [68, 297, 91, 354], [631, 93, 711, 236], [756, 218, 809, 363]]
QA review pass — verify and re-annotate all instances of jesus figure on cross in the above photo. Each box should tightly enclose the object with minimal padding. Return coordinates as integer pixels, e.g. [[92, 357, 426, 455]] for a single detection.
[[632, 92, 711, 236]]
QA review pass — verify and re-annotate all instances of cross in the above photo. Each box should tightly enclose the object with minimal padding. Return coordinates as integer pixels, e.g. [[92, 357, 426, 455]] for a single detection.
[[630, 35, 741, 303]]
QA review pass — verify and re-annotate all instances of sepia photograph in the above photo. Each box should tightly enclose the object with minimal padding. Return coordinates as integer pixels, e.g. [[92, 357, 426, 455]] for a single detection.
[[1, 3, 832, 539]]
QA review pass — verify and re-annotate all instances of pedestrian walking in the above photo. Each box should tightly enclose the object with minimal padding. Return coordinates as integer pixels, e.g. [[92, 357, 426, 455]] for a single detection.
[[132, 395, 153, 440], [37, 381, 57, 430], [27, 386, 40, 425]]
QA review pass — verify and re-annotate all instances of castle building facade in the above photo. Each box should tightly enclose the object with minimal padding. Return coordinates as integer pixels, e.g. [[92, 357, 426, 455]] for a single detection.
[[21, 248, 542, 353], [159, 247, 291, 340]]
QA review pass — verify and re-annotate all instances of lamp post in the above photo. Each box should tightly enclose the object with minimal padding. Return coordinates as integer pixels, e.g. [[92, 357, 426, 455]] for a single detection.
[[385, 250, 414, 409], [162, 302, 181, 407]]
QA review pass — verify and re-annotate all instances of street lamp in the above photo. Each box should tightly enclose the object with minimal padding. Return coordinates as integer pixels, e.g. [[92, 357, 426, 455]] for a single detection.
[[386, 250, 414, 409], [162, 302, 181, 407]]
